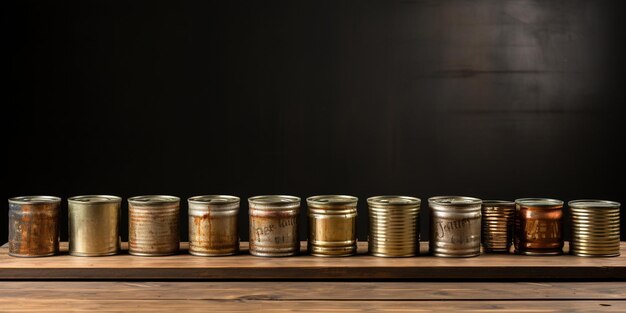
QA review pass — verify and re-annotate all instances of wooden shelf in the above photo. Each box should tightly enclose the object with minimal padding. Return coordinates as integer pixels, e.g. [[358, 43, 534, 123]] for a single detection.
[[1, 241, 625, 280]]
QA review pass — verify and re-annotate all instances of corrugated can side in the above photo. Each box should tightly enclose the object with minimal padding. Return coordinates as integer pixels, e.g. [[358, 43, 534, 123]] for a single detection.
[[429, 196, 482, 258], [68, 195, 121, 256], [368, 196, 421, 257], [481, 200, 515, 253], [128, 195, 180, 256], [248, 195, 300, 257], [569, 200, 620, 257], [8, 196, 61, 257], [188, 195, 240, 256], [307, 195, 358, 257]]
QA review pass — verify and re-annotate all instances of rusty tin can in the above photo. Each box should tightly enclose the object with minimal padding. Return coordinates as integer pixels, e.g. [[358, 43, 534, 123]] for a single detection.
[[188, 195, 240, 256], [248, 195, 300, 257], [307, 195, 358, 257], [429, 196, 482, 257], [128, 195, 180, 256], [68, 195, 121, 256], [569, 199, 620, 257], [481, 200, 515, 253], [8, 196, 61, 257], [514, 198, 564, 255], [368, 195, 421, 257]]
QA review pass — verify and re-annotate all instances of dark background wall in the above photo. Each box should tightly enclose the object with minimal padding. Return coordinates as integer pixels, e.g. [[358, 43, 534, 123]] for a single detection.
[[3, 0, 625, 243]]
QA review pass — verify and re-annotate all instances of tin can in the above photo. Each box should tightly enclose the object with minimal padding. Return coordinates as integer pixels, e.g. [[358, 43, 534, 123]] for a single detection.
[[68, 195, 121, 256], [188, 195, 240, 256], [8, 196, 61, 257], [367, 195, 421, 257], [514, 198, 564, 255], [481, 200, 515, 253], [568, 200, 620, 257], [128, 195, 180, 256], [248, 195, 300, 257], [429, 196, 482, 257], [307, 195, 358, 257]]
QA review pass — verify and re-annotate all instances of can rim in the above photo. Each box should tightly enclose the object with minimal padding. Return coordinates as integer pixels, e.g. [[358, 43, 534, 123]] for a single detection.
[[307, 195, 358, 206], [128, 195, 180, 205], [188, 195, 240, 204], [367, 195, 421, 206], [68, 195, 121, 203], [482, 200, 515, 206], [8, 195, 61, 204], [248, 195, 300, 205], [428, 196, 481, 206], [515, 198, 563, 207], [568, 199, 620, 209]]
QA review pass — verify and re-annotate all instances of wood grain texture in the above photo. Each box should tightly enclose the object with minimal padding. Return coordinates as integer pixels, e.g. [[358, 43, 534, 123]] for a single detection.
[[1, 241, 624, 280]]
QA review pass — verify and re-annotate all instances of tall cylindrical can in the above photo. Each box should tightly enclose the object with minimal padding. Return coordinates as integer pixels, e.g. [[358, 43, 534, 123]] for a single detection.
[[307, 195, 358, 257], [514, 198, 564, 255], [481, 200, 515, 253], [128, 195, 180, 256], [248, 195, 300, 257], [8, 196, 61, 257], [429, 196, 482, 257], [68, 195, 121, 256], [367, 195, 421, 257], [188, 195, 240, 256], [569, 200, 620, 257]]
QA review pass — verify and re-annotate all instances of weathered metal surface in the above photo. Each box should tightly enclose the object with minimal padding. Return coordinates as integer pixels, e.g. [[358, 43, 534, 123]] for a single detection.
[[481, 200, 515, 253], [367, 195, 421, 257], [569, 199, 620, 257], [248, 195, 300, 257], [514, 198, 564, 256], [68, 195, 121, 256], [188, 195, 239, 256], [128, 195, 180, 256], [307, 195, 358, 257], [8, 196, 61, 257], [429, 196, 482, 258]]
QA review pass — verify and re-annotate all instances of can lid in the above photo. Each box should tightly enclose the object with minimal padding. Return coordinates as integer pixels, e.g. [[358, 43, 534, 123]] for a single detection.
[[128, 195, 180, 205], [8, 195, 61, 204], [428, 196, 481, 206], [515, 198, 563, 207], [307, 195, 358, 207], [367, 195, 420, 207], [248, 195, 300, 206], [482, 200, 515, 206], [568, 199, 620, 209], [188, 195, 240, 205], [68, 195, 121, 203]]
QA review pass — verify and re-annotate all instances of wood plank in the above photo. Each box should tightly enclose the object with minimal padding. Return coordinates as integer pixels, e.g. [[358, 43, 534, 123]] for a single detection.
[[0, 300, 623, 312], [1, 242, 624, 280], [0, 282, 624, 300]]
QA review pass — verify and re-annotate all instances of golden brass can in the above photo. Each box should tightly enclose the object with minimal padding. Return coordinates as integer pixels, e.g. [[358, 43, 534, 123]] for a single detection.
[[8, 196, 61, 257], [514, 198, 564, 255], [568, 199, 620, 257], [307, 195, 358, 257], [429, 196, 482, 257], [188, 195, 240, 256], [128, 195, 180, 256], [481, 200, 515, 253], [248, 195, 300, 257], [367, 196, 421, 257], [68, 195, 121, 256]]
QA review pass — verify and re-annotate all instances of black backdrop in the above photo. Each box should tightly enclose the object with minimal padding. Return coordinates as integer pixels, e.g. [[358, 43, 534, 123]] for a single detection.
[[3, 0, 625, 243]]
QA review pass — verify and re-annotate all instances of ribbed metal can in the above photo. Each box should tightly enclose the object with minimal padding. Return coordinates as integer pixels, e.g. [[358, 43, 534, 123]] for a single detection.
[[8, 196, 61, 257], [248, 195, 300, 257], [429, 196, 482, 257], [568, 199, 620, 257], [307, 195, 358, 257], [188, 195, 240, 256], [481, 200, 515, 253], [514, 198, 564, 255], [68, 195, 121, 256], [128, 195, 180, 256], [367, 196, 421, 257]]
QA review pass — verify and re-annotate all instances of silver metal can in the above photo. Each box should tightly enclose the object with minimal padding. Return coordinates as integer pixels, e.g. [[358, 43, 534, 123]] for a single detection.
[[481, 200, 515, 253], [8, 196, 61, 257], [367, 195, 421, 257], [68, 195, 121, 256], [307, 195, 358, 257], [128, 195, 180, 256], [248, 195, 300, 257], [429, 196, 482, 257], [188, 195, 240, 256], [568, 199, 620, 257]]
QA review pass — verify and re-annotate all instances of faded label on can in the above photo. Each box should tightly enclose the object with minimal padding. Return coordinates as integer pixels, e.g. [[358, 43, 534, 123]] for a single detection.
[[524, 219, 560, 240], [434, 217, 480, 244], [251, 216, 297, 244]]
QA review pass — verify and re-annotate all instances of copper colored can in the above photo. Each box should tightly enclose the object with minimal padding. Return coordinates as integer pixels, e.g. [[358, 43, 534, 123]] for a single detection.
[[307, 195, 358, 257], [188, 195, 240, 256], [514, 198, 564, 255], [429, 196, 482, 257], [128, 195, 180, 256], [568, 200, 620, 257], [481, 200, 515, 253], [68, 195, 121, 256], [8, 196, 61, 257], [248, 195, 300, 257], [367, 195, 421, 257]]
